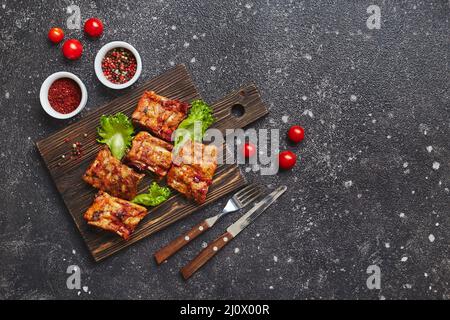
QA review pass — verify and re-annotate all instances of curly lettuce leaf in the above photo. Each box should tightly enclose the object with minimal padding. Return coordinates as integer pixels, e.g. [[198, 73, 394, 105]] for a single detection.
[[173, 99, 215, 148], [97, 113, 134, 160], [132, 182, 171, 207]]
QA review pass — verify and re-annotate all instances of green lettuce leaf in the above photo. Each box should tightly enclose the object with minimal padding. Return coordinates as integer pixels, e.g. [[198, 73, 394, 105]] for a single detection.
[[132, 182, 171, 207], [97, 113, 134, 160], [173, 99, 215, 148]]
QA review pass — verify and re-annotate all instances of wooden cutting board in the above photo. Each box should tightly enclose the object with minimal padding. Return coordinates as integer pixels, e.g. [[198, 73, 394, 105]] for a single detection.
[[36, 64, 268, 262]]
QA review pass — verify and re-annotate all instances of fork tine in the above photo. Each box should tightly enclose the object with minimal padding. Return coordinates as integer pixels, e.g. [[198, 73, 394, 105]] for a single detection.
[[238, 186, 260, 201], [239, 192, 262, 208], [234, 184, 258, 200], [238, 188, 263, 206]]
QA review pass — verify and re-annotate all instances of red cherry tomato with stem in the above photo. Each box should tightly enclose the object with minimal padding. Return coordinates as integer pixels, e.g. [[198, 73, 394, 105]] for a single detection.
[[242, 142, 257, 158], [62, 39, 83, 60], [48, 27, 64, 44], [278, 150, 297, 170], [84, 18, 104, 37], [288, 125, 305, 143]]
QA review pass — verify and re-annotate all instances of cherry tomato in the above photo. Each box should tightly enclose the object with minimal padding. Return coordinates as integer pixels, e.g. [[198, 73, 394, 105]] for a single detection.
[[84, 18, 104, 37], [48, 27, 64, 44], [278, 150, 297, 170], [242, 142, 257, 158], [62, 39, 83, 60], [288, 125, 305, 143]]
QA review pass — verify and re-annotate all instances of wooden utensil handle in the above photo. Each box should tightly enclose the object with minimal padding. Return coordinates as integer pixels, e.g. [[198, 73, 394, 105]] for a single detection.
[[180, 231, 233, 280], [154, 220, 211, 265]]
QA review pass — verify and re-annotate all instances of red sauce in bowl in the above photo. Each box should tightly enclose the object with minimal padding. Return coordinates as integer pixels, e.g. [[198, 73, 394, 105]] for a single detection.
[[48, 78, 82, 114]]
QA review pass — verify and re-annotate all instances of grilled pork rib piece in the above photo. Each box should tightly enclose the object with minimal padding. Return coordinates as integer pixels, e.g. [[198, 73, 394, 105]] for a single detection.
[[124, 131, 173, 178], [167, 140, 217, 204], [84, 191, 148, 240], [82, 148, 144, 200], [132, 91, 189, 142]]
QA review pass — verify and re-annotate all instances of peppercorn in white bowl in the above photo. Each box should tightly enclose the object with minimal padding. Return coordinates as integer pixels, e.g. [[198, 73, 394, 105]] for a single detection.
[[94, 41, 142, 90]]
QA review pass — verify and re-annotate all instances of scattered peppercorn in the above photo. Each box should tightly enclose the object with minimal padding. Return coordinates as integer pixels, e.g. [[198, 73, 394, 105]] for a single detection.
[[71, 141, 83, 157], [101, 48, 137, 84]]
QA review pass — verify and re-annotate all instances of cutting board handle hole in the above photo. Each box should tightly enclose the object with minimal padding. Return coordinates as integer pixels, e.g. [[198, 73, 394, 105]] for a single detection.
[[231, 104, 245, 118]]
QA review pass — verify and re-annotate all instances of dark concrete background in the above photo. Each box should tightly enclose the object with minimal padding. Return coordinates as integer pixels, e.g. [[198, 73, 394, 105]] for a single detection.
[[0, 0, 448, 299]]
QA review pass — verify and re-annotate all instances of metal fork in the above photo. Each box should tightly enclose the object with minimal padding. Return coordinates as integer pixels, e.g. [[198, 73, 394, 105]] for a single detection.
[[154, 184, 262, 264]]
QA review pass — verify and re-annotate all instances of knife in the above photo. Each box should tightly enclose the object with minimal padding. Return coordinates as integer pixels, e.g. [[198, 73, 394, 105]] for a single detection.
[[180, 185, 287, 280]]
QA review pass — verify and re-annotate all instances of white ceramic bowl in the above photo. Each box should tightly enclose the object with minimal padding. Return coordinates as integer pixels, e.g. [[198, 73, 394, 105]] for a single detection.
[[39, 72, 88, 119], [94, 41, 142, 89]]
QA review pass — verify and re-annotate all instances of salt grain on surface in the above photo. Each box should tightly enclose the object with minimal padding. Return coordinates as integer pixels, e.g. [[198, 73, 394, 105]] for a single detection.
[[303, 109, 314, 118], [432, 162, 440, 170], [344, 180, 353, 188]]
